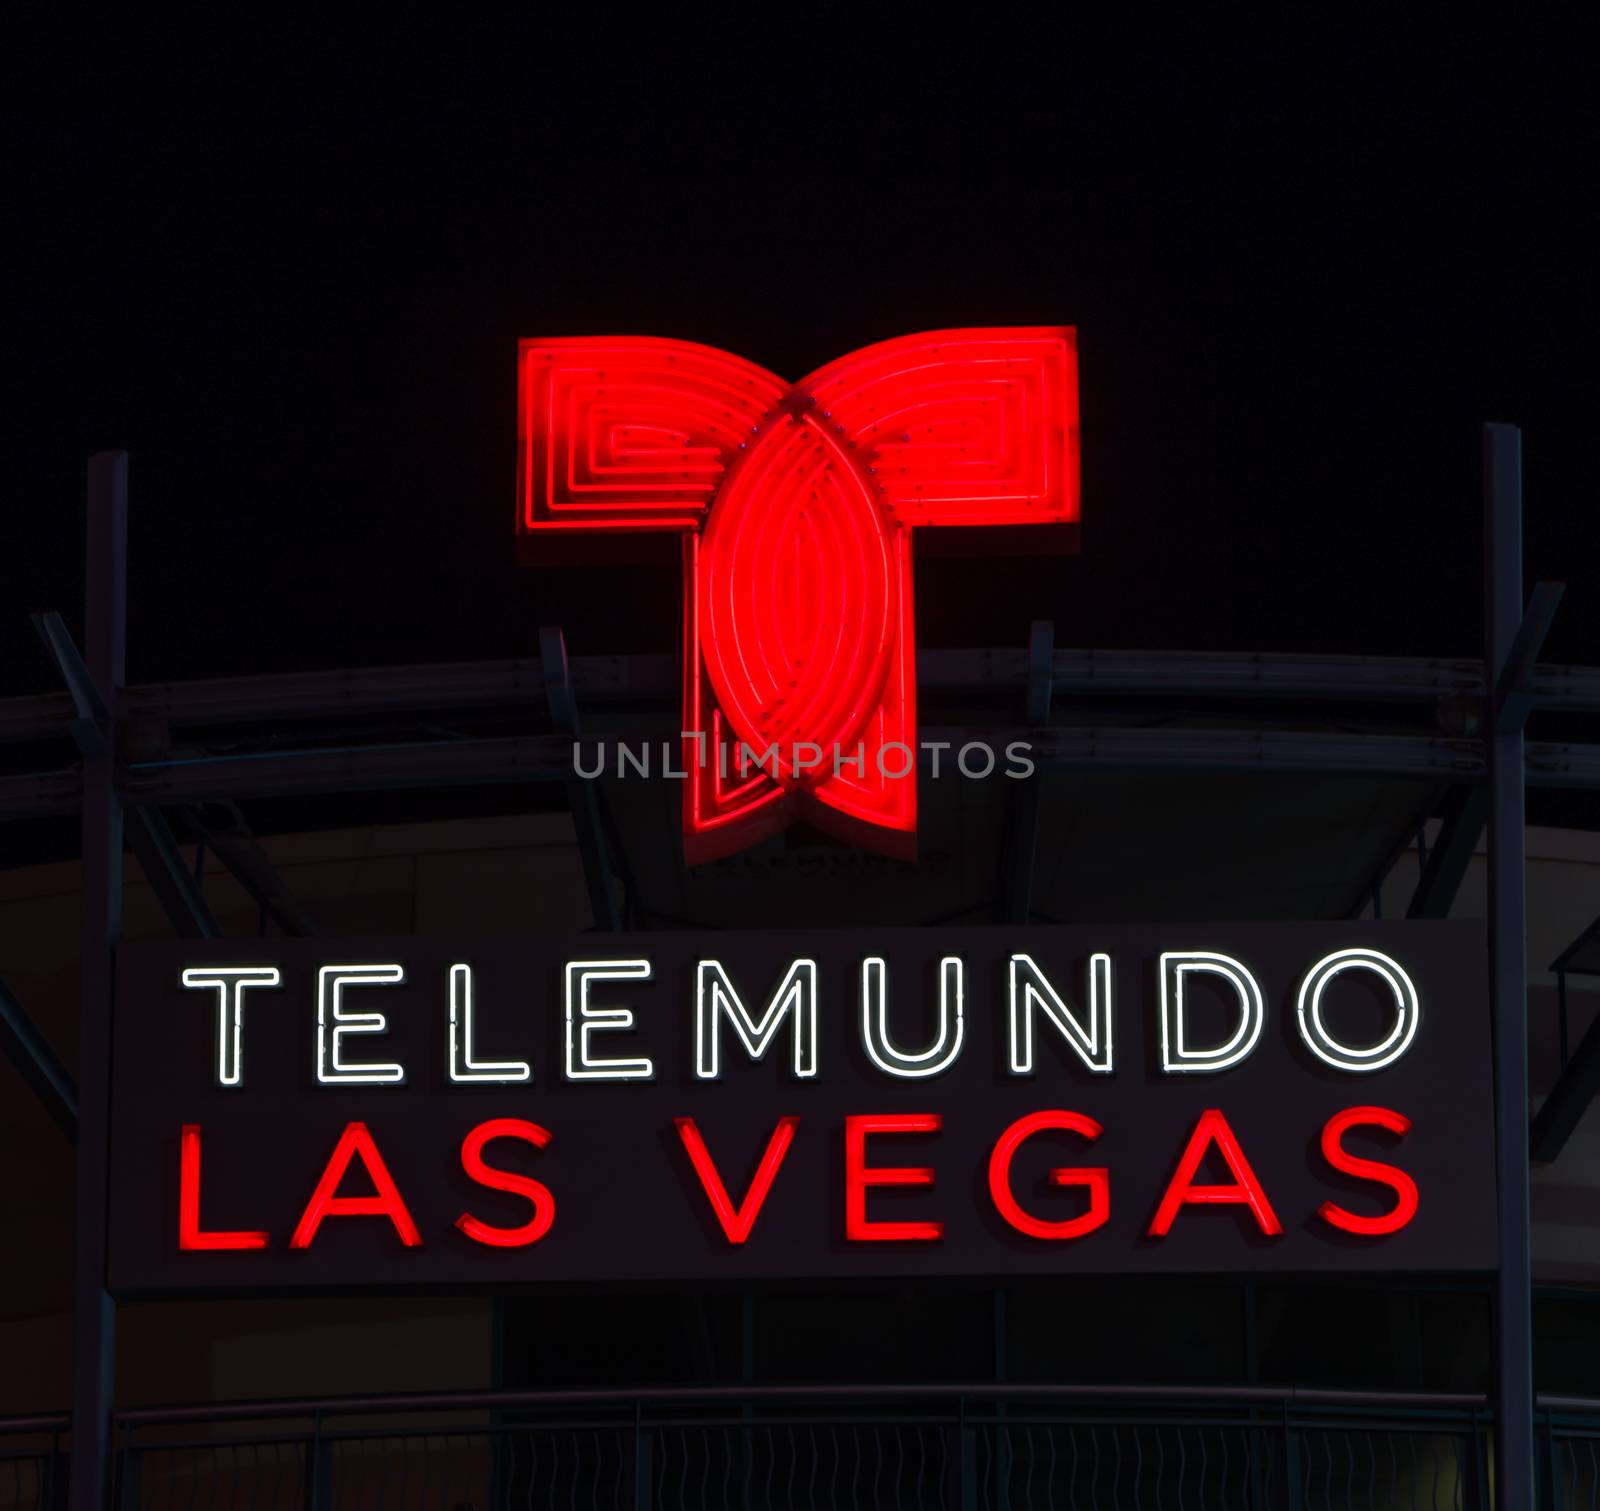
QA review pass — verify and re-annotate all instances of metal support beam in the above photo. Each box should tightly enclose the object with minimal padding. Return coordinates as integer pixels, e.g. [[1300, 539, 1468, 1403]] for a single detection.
[[1000, 621, 1053, 923], [1406, 784, 1487, 919], [1495, 581, 1565, 731], [177, 805, 315, 936], [0, 689, 74, 746], [1559, 969, 1570, 1069], [0, 976, 77, 1141], [1532, 1006, 1600, 1163], [35, 607, 223, 943], [1484, 423, 1534, 1510], [113, 725, 1600, 809], [540, 627, 620, 931], [126, 807, 221, 939], [1402, 575, 1555, 926], [8, 648, 1600, 754], [1026, 629, 1054, 730], [1532, 909, 1600, 1162], [31, 611, 109, 757], [0, 767, 81, 820], [72, 451, 126, 1511]]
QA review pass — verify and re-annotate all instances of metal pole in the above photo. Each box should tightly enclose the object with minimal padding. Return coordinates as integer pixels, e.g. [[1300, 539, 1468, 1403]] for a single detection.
[[1485, 423, 1533, 1508], [1000, 620, 1053, 923], [993, 1287, 1010, 1511], [1558, 970, 1569, 1070], [70, 452, 126, 1510], [1245, 1283, 1267, 1511], [632, 1403, 652, 1511], [0, 976, 78, 1141]]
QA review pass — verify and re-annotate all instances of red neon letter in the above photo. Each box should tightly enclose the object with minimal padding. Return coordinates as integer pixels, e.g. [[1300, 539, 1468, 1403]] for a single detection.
[[845, 1113, 943, 1242], [289, 1122, 422, 1249], [1317, 1105, 1419, 1236], [988, 1110, 1109, 1240], [1148, 1109, 1282, 1238], [455, 1118, 557, 1248], [178, 1124, 268, 1251], [675, 1116, 799, 1245]]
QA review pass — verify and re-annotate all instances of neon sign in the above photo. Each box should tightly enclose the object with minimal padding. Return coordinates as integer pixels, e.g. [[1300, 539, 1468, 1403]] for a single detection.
[[516, 329, 1080, 862], [113, 923, 1495, 1289], [177, 945, 1426, 1089]]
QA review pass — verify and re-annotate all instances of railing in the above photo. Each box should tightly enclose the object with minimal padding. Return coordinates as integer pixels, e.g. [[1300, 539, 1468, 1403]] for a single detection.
[[0, 1417, 65, 1511], [6, 1386, 1600, 1509], [1545, 1398, 1600, 1511]]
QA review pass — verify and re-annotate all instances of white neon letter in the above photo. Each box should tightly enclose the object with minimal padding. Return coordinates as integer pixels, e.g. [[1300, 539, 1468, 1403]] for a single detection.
[[1008, 953, 1114, 1075], [694, 959, 818, 1080], [1296, 948, 1421, 1072], [859, 957, 965, 1079], [564, 959, 654, 1081], [448, 963, 532, 1084], [316, 964, 406, 1085], [180, 965, 281, 1088], [1159, 952, 1264, 1073]]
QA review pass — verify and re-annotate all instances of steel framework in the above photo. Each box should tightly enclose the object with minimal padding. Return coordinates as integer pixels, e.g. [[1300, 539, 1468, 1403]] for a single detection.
[[0, 431, 1596, 1505]]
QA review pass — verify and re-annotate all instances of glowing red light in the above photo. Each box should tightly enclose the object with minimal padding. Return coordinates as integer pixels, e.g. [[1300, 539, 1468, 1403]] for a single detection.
[[518, 329, 1080, 861], [987, 1109, 1109, 1240], [1148, 1109, 1282, 1238], [1317, 1105, 1419, 1236], [844, 1111, 944, 1241], [456, 1117, 557, 1248], [178, 1124, 268, 1251], [289, 1121, 422, 1250], [674, 1115, 799, 1245]]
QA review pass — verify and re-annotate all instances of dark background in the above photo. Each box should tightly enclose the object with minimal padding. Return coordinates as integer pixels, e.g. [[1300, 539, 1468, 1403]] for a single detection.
[[4, 28, 1594, 691]]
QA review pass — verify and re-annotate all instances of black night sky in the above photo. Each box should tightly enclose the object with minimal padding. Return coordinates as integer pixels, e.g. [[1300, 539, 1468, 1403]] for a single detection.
[[6, 33, 1595, 694]]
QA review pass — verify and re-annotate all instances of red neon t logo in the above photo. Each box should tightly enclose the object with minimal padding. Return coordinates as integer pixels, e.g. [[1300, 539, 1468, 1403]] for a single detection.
[[517, 329, 1080, 861]]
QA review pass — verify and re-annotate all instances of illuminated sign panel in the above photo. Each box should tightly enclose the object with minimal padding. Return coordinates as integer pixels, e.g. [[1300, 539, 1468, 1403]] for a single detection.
[[109, 923, 1494, 1293], [515, 330, 1080, 861]]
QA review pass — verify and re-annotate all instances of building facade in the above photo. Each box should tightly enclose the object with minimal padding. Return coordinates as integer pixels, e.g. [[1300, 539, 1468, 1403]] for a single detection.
[[3, 439, 1600, 1507]]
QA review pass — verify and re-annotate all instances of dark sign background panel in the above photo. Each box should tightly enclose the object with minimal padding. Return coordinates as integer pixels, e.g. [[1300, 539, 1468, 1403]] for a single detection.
[[109, 924, 1495, 1293]]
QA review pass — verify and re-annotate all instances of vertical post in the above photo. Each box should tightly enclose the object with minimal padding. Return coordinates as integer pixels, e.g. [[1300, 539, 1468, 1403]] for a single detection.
[[49, 1430, 70, 1511], [946, 1402, 977, 1511], [71, 453, 126, 1511], [739, 1294, 754, 1511], [1244, 1283, 1267, 1511], [487, 1297, 508, 1509], [304, 1412, 329, 1511], [1539, 1410, 1563, 1510], [1485, 422, 1534, 1509], [1281, 1420, 1304, 1511], [992, 1287, 1010, 1511], [1000, 621, 1053, 923], [1467, 1420, 1491, 1510], [631, 1405, 652, 1511], [113, 1446, 140, 1510], [1558, 970, 1569, 1070], [540, 626, 621, 930]]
